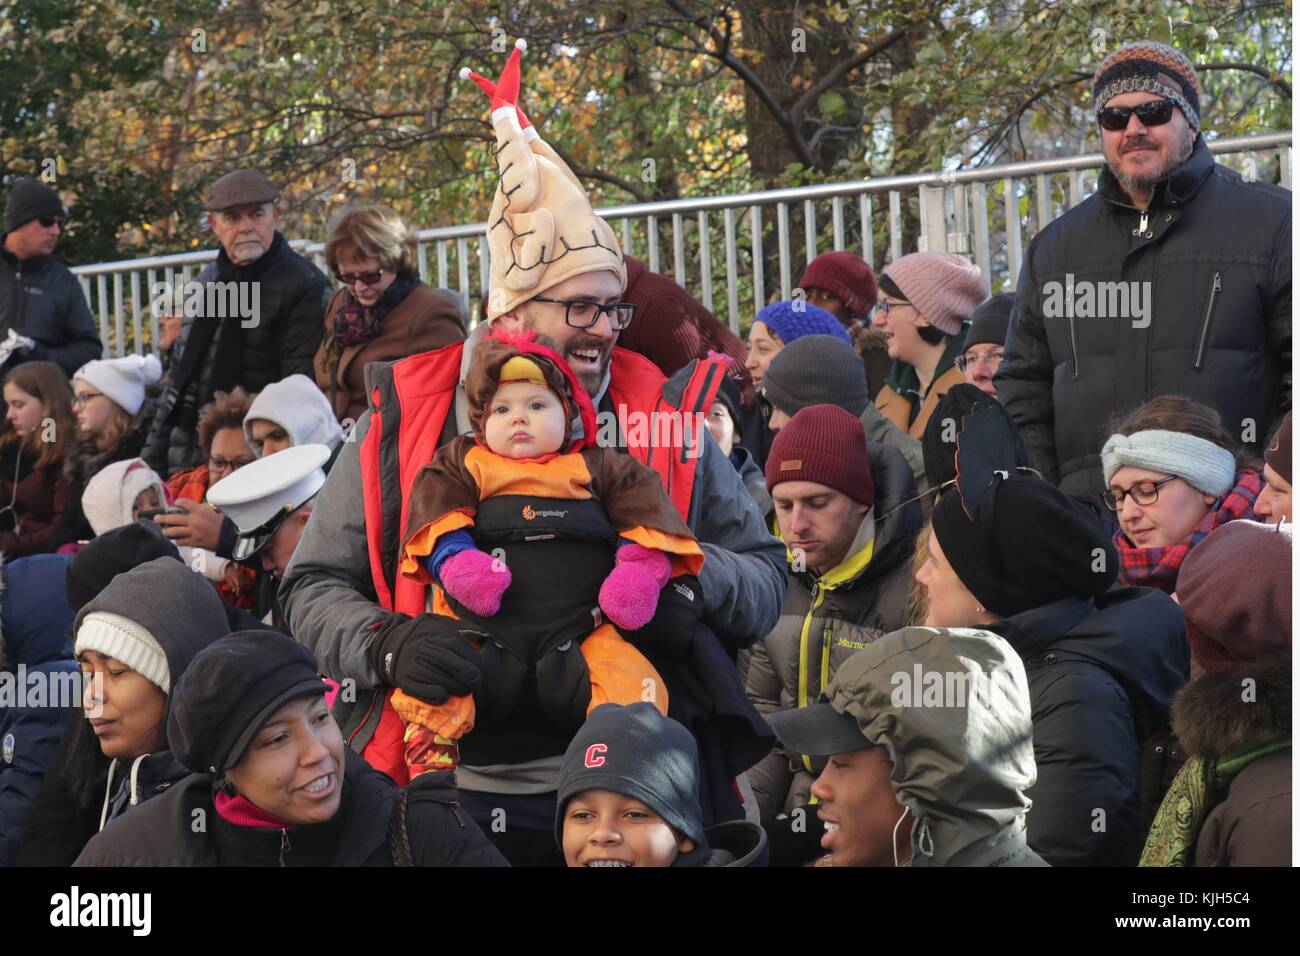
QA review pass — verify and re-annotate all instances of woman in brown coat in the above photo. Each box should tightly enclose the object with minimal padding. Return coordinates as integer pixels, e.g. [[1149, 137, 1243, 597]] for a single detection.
[[314, 204, 467, 422], [0, 361, 77, 556]]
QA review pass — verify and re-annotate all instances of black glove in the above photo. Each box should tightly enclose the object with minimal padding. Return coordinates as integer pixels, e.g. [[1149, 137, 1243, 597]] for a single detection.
[[367, 613, 483, 704], [623, 575, 704, 656]]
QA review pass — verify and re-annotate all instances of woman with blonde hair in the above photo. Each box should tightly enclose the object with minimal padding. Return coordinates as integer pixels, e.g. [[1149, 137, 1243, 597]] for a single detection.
[[313, 204, 466, 421], [51, 354, 162, 549], [0, 361, 78, 555]]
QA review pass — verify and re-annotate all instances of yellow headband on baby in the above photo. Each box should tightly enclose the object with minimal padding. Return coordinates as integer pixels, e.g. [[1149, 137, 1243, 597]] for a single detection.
[[498, 355, 548, 386]]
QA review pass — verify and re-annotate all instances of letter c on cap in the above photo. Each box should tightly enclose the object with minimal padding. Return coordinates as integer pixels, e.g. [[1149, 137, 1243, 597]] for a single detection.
[[584, 744, 607, 768]]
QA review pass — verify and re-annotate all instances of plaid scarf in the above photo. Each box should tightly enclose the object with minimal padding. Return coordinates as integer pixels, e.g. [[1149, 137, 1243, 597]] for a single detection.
[[1114, 469, 1263, 593], [321, 274, 419, 372]]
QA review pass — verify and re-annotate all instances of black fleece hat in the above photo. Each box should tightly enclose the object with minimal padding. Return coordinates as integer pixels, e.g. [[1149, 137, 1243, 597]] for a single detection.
[[556, 703, 706, 849], [713, 373, 744, 438], [65, 519, 182, 613], [922, 384, 1029, 491], [168, 630, 327, 775], [5, 178, 65, 232], [963, 293, 1015, 351], [932, 475, 1117, 617]]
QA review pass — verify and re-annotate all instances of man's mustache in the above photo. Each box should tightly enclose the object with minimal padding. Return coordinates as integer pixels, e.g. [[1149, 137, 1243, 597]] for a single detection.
[[1121, 138, 1160, 153]]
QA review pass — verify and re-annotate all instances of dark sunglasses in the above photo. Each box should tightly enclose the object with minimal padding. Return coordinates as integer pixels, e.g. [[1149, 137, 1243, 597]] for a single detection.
[[335, 269, 386, 287], [38, 216, 64, 228], [1097, 99, 1176, 132]]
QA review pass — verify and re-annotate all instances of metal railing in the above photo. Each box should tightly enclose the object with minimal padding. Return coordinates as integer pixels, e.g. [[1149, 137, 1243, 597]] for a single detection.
[[73, 131, 1291, 358]]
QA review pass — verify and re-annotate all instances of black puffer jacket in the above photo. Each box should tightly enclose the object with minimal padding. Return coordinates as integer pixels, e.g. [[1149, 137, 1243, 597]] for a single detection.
[[50, 415, 152, 549], [0, 238, 102, 378], [73, 748, 508, 866], [143, 233, 330, 477], [987, 587, 1188, 866], [998, 136, 1291, 497]]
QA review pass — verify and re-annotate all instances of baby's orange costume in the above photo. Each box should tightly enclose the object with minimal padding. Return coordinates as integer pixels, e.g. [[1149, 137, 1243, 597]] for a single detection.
[[392, 333, 704, 776]]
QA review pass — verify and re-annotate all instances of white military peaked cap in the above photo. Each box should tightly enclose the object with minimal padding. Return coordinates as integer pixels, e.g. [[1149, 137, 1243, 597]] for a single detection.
[[207, 443, 331, 560]]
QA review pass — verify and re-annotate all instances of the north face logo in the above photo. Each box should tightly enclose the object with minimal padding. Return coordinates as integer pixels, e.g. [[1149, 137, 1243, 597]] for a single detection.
[[522, 504, 537, 520], [672, 582, 695, 601]]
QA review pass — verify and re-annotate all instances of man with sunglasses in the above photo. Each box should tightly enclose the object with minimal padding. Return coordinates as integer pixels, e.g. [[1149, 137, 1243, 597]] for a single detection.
[[144, 168, 331, 478], [0, 178, 102, 379], [998, 40, 1290, 500]]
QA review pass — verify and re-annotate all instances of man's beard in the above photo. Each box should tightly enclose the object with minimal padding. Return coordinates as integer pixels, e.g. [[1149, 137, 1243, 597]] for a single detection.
[[1111, 126, 1197, 194], [522, 323, 610, 396]]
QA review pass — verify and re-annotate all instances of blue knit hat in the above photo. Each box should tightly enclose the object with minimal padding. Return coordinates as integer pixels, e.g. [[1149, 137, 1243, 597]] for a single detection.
[[754, 300, 850, 346]]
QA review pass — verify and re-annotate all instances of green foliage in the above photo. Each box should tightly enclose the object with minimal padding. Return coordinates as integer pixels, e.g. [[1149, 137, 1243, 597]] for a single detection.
[[0, 0, 1289, 267]]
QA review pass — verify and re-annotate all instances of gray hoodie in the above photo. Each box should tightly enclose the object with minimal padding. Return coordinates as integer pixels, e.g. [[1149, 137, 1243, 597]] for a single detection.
[[827, 626, 1049, 867]]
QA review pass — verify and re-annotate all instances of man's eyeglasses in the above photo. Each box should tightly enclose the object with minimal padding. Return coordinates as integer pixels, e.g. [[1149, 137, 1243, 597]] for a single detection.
[[209, 455, 255, 473], [1103, 474, 1179, 511], [1097, 99, 1176, 132], [335, 269, 387, 288], [955, 349, 1006, 373], [72, 391, 104, 407], [531, 296, 636, 331], [38, 216, 65, 229]]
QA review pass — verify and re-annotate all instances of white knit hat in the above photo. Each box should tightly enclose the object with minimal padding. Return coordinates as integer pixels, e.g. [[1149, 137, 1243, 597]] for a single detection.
[[74, 354, 162, 416], [75, 611, 171, 693], [243, 373, 343, 455]]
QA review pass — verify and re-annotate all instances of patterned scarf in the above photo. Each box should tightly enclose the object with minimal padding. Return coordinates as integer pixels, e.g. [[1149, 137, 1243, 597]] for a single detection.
[[1139, 735, 1290, 866], [1114, 469, 1263, 593], [321, 273, 419, 372]]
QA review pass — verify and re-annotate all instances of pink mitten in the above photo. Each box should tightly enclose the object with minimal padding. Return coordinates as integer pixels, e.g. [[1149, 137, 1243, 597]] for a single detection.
[[440, 548, 511, 617], [599, 544, 672, 631]]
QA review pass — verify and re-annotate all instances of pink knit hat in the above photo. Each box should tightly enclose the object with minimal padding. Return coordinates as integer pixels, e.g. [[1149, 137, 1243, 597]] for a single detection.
[[881, 252, 989, 336]]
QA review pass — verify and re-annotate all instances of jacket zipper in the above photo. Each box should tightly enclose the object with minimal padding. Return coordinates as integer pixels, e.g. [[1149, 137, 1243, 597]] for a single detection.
[[279, 828, 291, 866], [1068, 309, 1080, 381], [1193, 272, 1222, 370], [797, 583, 828, 775]]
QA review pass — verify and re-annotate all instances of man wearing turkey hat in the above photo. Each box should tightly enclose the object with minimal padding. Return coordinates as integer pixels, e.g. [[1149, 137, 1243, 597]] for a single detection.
[[281, 40, 782, 861], [998, 40, 1290, 498]]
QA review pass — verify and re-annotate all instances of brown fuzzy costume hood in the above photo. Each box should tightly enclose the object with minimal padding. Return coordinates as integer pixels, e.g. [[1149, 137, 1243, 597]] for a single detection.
[[463, 329, 596, 452], [1172, 657, 1290, 760]]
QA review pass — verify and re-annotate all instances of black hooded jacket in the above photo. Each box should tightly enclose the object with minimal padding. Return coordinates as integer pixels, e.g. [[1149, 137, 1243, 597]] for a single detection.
[[73, 748, 507, 866], [987, 586, 1188, 866], [997, 136, 1291, 497]]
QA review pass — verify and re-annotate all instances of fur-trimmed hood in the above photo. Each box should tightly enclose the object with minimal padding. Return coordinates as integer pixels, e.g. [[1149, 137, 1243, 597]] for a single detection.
[[1172, 657, 1291, 760]]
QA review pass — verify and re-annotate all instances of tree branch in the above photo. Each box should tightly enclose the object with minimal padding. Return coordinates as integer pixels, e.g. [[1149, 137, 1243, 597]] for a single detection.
[[1199, 61, 1291, 98], [790, 29, 906, 121], [662, 0, 814, 167]]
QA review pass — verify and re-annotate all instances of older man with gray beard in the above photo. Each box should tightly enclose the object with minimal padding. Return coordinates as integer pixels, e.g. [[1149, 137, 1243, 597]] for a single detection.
[[997, 41, 1291, 499]]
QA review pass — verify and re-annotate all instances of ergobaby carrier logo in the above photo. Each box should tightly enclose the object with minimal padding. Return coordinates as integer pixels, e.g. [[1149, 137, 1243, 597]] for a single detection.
[[50, 886, 152, 936], [521, 503, 568, 521], [584, 743, 608, 768]]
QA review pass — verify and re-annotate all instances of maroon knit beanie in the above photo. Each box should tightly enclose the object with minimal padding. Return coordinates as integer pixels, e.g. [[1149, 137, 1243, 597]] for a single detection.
[[1264, 411, 1292, 484], [797, 251, 878, 320], [1178, 520, 1292, 674], [765, 404, 875, 508]]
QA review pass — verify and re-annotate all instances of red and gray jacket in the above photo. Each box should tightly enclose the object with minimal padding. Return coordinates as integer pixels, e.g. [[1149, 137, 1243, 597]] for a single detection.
[[353, 341, 725, 783]]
